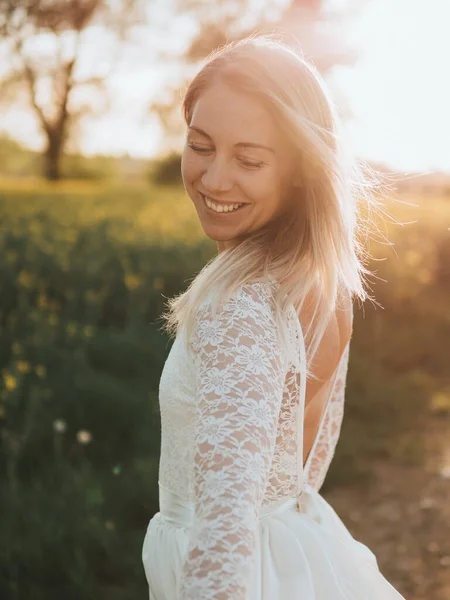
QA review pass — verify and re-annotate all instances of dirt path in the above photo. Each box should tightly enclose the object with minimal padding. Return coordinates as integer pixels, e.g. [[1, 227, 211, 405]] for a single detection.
[[323, 413, 450, 600]]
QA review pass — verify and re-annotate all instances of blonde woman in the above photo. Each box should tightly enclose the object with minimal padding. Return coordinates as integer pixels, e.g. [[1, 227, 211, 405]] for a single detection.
[[142, 34, 406, 600]]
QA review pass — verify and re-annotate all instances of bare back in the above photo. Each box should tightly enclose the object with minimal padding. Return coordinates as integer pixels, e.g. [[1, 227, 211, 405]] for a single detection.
[[297, 289, 354, 469]]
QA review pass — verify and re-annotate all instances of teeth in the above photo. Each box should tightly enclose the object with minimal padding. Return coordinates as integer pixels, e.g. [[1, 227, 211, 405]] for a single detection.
[[203, 194, 244, 213]]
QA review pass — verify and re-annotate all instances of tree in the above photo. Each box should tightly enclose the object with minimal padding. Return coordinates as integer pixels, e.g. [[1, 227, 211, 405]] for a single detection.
[[0, 0, 145, 180]]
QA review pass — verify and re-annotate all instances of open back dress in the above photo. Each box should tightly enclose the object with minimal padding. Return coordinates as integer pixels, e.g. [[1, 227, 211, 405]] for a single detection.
[[142, 280, 407, 600]]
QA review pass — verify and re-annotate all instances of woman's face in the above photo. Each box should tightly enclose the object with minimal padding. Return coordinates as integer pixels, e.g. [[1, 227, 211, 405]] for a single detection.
[[181, 79, 299, 252]]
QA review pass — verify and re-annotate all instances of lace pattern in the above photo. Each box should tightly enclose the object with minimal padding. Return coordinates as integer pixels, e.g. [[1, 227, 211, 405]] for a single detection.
[[177, 283, 289, 599], [155, 281, 351, 599]]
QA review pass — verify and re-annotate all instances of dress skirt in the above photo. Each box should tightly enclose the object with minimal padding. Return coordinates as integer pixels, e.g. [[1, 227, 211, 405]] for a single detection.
[[142, 482, 406, 600]]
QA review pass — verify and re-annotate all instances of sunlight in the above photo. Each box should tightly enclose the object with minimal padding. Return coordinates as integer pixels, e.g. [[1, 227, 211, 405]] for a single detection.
[[0, 0, 448, 172]]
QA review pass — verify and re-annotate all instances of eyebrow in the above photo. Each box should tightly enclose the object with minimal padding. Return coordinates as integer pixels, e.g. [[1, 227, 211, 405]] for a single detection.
[[188, 126, 275, 154]]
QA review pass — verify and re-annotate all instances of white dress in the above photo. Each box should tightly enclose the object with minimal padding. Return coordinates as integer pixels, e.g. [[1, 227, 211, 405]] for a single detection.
[[142, 281, 407, 600]]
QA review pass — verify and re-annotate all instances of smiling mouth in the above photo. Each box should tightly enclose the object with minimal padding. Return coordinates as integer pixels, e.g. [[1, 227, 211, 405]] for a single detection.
[[200, 192, 249, 215]]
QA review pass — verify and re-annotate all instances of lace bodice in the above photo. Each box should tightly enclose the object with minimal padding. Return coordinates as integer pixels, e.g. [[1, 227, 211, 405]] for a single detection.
[[157, 281, 351, 600]]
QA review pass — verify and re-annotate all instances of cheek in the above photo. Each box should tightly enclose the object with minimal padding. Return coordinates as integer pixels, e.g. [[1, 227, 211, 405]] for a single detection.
[[181, 151, 203, 184], [238, 169, 282, 204]]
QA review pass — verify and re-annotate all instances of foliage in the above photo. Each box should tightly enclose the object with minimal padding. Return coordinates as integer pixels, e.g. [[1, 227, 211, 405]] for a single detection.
[[149, 153, 183, 185], [0, 135, 149, 182], [0, 180, 448, 597], [0, 181, 210, 598], [0, 135, 42, 178]]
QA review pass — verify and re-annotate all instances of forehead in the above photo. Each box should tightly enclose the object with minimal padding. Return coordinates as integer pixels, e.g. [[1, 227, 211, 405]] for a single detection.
[[189, 79, 279, 145]]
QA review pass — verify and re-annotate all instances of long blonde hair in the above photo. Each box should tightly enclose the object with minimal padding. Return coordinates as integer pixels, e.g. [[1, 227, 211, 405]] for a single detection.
[[161, 33, 394, 380]]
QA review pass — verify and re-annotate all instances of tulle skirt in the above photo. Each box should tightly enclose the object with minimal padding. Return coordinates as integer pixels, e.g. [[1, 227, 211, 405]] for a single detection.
[[142, 482, 406, 600]]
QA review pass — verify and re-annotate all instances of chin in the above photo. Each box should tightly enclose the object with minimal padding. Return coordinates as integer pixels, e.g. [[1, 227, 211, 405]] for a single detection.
[[203, 229, 234, 243]]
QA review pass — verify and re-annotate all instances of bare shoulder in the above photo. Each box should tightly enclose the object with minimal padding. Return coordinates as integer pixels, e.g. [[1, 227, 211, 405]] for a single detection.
[[301, 286, 353, 410], [297, 284, 352, 376]]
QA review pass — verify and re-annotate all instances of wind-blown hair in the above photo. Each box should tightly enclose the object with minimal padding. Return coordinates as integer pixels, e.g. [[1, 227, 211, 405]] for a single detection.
[[161, 33, 394, 381]]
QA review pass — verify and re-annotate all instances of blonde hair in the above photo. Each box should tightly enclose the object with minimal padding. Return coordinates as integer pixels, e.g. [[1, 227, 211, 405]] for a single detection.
[[160, 33, 395, 381]]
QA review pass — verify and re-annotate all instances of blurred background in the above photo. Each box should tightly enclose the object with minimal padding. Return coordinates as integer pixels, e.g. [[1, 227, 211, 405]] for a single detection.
[[0, 1, 449, 599]]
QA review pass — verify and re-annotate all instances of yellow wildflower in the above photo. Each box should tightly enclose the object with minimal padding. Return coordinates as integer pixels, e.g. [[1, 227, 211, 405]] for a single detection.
[[4, 374, 17, 391]]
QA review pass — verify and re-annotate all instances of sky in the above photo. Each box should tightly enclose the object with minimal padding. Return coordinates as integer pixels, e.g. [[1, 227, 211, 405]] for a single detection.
[[331, 0, 450, 173], [1, 0, 449, 173]]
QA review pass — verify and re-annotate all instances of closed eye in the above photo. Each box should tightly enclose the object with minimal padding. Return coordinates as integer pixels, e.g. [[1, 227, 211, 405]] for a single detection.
[[238, 158, 266, 169], [188, 142, 265, 169], [188, 143, 212, 154]]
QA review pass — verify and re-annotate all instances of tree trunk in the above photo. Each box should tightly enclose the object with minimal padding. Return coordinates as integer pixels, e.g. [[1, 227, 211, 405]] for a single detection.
[[44, 133, 62, 181]]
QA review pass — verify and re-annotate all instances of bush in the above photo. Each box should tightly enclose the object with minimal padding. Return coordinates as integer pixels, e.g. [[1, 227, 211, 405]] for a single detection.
[[61, 153, 115, 181], [0, 183, 210, 599], [0, 135, 42, 178], [149, 153, 183, 185]]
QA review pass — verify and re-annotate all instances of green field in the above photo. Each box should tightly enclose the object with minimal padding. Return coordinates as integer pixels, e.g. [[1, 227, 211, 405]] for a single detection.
[[0, 179, 449, 599]]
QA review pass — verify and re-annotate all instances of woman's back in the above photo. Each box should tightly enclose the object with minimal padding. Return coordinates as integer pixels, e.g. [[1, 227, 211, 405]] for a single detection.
[[301, 288, 354, 468]]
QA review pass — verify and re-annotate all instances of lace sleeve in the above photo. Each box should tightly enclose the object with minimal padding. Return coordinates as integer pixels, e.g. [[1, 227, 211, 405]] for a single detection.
[[177, 284, 288, 600]]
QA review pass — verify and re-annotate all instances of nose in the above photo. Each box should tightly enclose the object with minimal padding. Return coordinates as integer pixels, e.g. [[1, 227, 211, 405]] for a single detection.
[[201, 156, 233, 195]]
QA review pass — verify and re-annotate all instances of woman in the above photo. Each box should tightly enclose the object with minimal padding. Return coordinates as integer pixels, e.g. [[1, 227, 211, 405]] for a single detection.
[[142, 34, 406, 600]]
